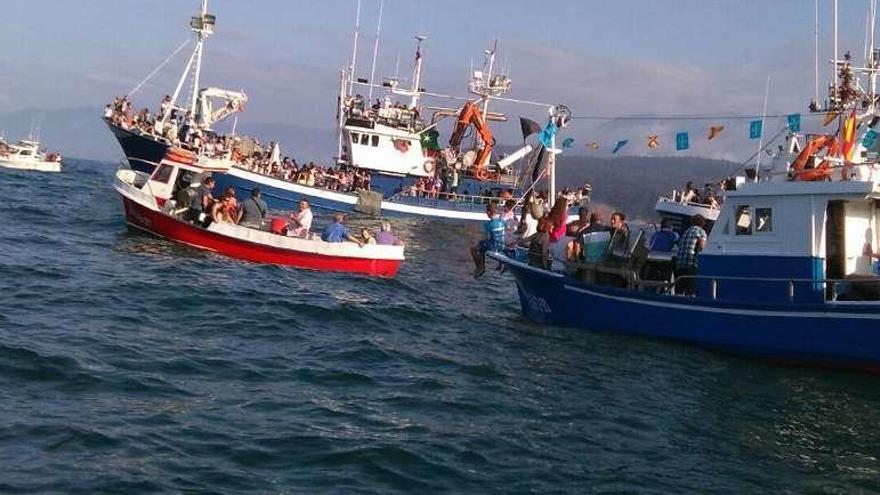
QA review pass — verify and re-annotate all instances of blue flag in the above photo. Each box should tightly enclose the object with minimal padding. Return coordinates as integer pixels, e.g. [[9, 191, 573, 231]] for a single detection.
[[749, 120, 763, 139], [562, 137, 575, 148], [863, 129, 880, 151], [539, 122, 558, 148], [611, 139, 628, 154], [676, 132, 689, 151], [787, 113, 801, 133]]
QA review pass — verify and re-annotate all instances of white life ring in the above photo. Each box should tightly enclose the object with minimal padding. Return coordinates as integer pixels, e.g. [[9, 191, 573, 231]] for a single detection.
[[423, 158, 436, 174]]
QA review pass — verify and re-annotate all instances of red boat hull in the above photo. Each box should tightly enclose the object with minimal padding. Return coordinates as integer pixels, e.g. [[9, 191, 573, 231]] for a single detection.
[[120, 195, 401, 278]]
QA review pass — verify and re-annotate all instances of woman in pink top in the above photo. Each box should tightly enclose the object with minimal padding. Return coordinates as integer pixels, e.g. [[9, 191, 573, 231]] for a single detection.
[[547, 200, 569, 243]]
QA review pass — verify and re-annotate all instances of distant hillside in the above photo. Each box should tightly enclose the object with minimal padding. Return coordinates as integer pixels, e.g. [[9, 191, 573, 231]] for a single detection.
[[554, 155, 741, 220]]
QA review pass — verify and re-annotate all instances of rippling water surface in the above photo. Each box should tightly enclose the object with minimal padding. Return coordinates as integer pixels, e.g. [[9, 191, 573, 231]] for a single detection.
[[2, 159, 880, 493]]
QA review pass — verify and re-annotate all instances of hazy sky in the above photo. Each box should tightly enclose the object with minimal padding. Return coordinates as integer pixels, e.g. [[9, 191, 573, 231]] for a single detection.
[[1, 0, 876, 159]]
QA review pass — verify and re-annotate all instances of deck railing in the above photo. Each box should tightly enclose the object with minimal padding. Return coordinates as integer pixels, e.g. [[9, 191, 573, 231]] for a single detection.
[[671, 274, 880, 303]]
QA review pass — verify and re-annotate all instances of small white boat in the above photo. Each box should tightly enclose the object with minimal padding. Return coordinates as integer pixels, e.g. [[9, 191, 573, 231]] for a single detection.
[[0, 138, 63, 172]]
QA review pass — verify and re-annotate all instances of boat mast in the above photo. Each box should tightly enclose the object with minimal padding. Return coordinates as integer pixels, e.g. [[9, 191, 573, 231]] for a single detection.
[[870, 0, 878, 112], [481, 40, 498, 117], [834, 0, 839, 107], [367, 0, 384, 102], [337, 69, 347, 164], [815, 0, 820, 105], [410, 36, 426, 109], [348, 0, 362, 94], [190, 0, 211, 117], [755, 76, 771, 182], [162, 0, 215, 128]]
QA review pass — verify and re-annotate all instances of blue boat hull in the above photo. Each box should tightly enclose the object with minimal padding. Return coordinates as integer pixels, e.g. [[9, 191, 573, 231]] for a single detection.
[[104, 119, 168, 174], [492, 253, 880, 369], [211, 168, 540, 222]]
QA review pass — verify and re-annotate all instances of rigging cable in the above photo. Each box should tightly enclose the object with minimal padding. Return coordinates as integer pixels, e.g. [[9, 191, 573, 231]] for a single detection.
[[127, 38, 192, 99]]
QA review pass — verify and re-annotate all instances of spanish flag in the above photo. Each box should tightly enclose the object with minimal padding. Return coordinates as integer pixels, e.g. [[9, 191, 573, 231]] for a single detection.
[[841, 110, 857, 161]]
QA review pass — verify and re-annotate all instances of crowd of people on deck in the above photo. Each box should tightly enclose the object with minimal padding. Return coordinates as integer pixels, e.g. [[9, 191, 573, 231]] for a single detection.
[[239, 158, 373, 193], [673, 180, 726, 209], [344, 94, 421, 131], [106, 95, 379, 193], [470, 190, 709, 296], [176, 176, 402, 247]]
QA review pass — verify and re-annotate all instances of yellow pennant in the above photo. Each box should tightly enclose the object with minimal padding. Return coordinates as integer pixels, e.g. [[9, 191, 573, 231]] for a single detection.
[[708, 125, 724, 140], [647, 134, 660, 148], [588, 141, 599, 150]]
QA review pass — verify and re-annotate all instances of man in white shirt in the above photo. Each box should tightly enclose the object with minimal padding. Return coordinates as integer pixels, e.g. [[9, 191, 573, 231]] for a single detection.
[[288, 198, 313, 238]]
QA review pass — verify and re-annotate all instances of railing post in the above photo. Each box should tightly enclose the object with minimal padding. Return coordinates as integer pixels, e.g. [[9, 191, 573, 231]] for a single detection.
[[711, 278, 717, 300], [788, 280, 795, 303]]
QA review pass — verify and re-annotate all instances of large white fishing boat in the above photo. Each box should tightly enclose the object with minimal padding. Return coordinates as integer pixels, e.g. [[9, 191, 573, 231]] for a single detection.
[[0, 137, 62, 173], [212, 31, 551, 221]]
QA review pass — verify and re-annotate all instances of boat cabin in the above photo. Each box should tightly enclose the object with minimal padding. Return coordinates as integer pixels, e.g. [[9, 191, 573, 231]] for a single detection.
[[139, 148, 232, 209], [342, 122, 429, 177], [701, 179, 880, 303]]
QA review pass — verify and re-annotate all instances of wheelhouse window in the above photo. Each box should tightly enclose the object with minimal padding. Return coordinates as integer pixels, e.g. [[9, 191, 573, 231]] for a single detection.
[[371, 135, 379, 147], [360, 134, 369, 145], [152, 164, 175, 184], [735, 205, 752, 235], [755, 208, 772, 233], [350, 132, 360, 144]]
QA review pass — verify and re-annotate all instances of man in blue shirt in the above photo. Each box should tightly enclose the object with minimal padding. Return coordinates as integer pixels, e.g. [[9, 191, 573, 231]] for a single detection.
[[321, 213, 363, 246], [470, 203, 505, 278], [650, 218, 680, 252]]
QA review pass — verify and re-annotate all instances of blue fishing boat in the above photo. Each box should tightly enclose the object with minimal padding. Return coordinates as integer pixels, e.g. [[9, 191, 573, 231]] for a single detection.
[[104, 0, 247, 175], [492, 42, 880, 370]]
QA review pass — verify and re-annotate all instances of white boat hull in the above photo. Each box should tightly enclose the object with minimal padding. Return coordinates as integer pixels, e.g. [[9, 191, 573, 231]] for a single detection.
[[0, 156, 62, 173]]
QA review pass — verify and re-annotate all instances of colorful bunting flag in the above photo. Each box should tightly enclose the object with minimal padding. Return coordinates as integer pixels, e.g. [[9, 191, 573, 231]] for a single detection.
[[676, 132, 689, 151], [749, 120, 763, 139], [647, 134, 660, 148], [539, 122, 558, 148], [588, 141, 599, 150], [611, 139, 628, 154], [863, 129, 879, 151], [822, 111, 839, 126], [708, 125, 724, 140], [562, 137, 575, 148], [787, 113, 801, 133]]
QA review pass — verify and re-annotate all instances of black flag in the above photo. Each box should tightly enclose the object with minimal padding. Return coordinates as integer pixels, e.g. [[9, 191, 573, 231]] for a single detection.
[[519, 117, 542, 141], [529, 144, 546, 181]]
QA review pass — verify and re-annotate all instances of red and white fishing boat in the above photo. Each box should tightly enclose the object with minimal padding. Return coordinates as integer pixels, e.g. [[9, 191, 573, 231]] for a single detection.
[[113, 149, 405, 277]]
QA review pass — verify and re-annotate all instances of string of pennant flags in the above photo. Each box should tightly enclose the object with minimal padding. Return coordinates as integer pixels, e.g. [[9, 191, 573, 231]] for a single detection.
[[517, 111, 852, 154]]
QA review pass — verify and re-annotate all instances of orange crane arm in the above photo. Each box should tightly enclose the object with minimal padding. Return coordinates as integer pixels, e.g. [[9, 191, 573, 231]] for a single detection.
[[449, 101, 495, 169]]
